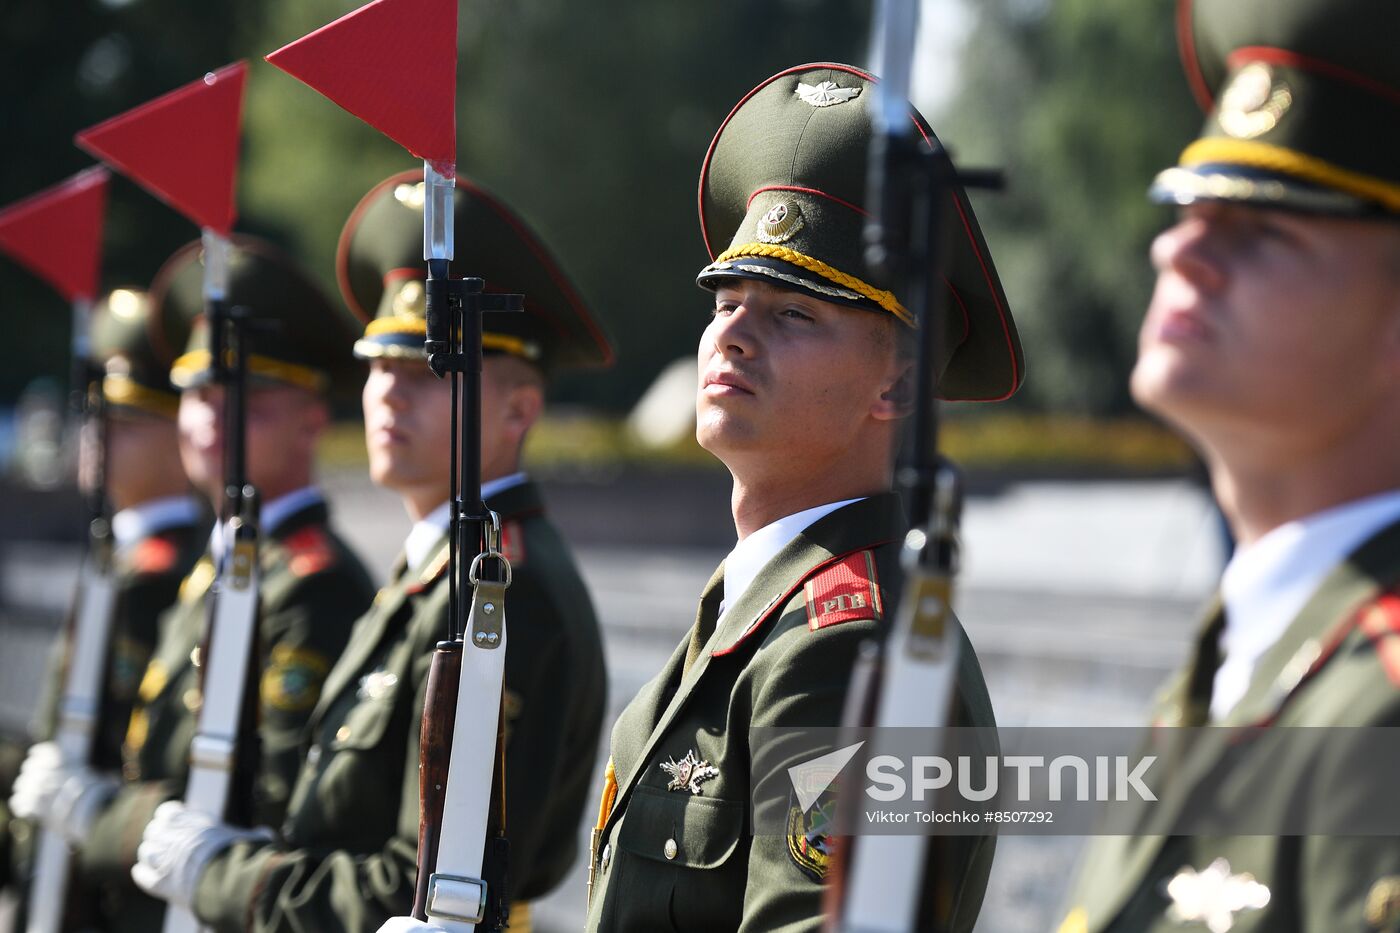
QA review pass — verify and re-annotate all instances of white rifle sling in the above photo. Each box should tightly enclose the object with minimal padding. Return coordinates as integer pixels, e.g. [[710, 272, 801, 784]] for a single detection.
[[425, 572, 509, 932], [26, 558, 117, 933], [841, 561, 962, 933], [162, 527, 260, 933]]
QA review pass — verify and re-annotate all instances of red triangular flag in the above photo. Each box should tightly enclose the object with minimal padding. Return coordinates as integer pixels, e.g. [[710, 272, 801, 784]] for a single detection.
[[75, 62, 246, 235], [0, 167, 109, 302], [266, 0, 456, 165]]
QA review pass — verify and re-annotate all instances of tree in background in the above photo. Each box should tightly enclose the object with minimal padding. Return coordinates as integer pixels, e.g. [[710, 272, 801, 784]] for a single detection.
[[940, 0, 1199, 415]]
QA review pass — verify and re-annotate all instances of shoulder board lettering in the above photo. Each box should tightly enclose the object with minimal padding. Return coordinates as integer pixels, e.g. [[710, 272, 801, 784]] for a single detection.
[[1358, 593, 1400, 688], [283, 526, 336, 577], [501, 520, 526, 567], [130, 536, 178, 574], [804, 549, 882, 632]]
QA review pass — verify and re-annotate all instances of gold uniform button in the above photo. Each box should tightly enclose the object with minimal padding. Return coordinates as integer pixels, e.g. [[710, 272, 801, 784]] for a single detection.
[[183, 688, 202, 712], [663, 838, 678, 860], [335, 725, 352, 743], [600, 844, 611, 871]]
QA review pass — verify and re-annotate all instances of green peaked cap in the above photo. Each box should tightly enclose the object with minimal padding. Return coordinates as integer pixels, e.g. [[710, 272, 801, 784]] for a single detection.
[[149, 235, 360, 397], [89, 287, 178, 418], [338, 169, 613, 375], [1153, 0, 1400, 215], [696, 62, 1024, 403]]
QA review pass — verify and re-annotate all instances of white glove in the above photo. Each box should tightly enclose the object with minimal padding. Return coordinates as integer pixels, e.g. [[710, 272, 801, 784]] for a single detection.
[[131, 801, 274, 909], [50, 767, 120, 844], [8, 742, 68, 823], [376, 918, 449, 933]]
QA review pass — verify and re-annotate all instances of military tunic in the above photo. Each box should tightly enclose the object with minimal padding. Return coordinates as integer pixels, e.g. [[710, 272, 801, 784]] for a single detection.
[[189, 480, 606, 932], [1060, 516, 1400, 933], [1, 511, 205, 905], [78, 496, 374, 931], [584, 493, 997, 933]]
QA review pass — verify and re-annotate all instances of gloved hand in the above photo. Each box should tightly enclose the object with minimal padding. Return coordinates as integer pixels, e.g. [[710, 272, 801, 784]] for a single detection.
[[131, 800, 274, 909], [50, 766, 120, 844], [377, 918, 449, 933], [9, 742, 68, 823]]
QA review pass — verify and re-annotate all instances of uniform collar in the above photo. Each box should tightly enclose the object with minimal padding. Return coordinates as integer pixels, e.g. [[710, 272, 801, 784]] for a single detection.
[[720, 497, 864, 617], [1214, 488, 1400, 718], [401, 473, 533, 573], [110, 494, 202, 550]]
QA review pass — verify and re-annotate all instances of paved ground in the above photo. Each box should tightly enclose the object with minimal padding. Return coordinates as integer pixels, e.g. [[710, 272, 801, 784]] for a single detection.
[[0, 470, 1222, 932]]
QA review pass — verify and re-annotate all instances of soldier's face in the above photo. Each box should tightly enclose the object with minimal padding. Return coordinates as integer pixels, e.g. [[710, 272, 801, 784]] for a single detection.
[[361, 358, 453, 512], [177, 382, 327, 504], [1133, 202, 1400, 455], [80, 410, 183, 510], [697, 280, 909, 471]]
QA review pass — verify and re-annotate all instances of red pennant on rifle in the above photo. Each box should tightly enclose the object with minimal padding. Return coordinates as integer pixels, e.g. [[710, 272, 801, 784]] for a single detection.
[[0, 167, 109, 302], [266, 0, 456, 165], [75, 62, 246, 235]]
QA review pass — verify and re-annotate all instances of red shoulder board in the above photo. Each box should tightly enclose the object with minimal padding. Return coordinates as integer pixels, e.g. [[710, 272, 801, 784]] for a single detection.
[[804, 550, 882, 632], [500, 520, 526, 567], [1358, 593, 1400, 688], [130, 536, 178, 574], [283, 526, 336, 577]]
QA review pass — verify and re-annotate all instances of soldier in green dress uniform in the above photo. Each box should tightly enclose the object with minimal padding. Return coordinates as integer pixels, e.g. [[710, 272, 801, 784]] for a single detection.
[[1058, 1, 1400, 931], [128, 169, 613, 932], [5, 287, 206, 923], [15, 236, 379, 932]]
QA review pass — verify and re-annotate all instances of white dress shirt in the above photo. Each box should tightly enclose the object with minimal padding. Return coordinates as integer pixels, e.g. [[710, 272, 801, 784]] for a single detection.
[[1213, 488, 1400, 719], [719, 498, 864, 618], [402, 472, 529, 573], [110, 494, 202, 551]]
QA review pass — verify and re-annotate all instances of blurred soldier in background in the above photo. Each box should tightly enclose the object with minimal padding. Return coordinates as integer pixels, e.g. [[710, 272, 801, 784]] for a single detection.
[[3, 287, 206, 924], [129, 170, 613, 932], [1060, 0, 1400, 930], [12, 236, 376, 932]]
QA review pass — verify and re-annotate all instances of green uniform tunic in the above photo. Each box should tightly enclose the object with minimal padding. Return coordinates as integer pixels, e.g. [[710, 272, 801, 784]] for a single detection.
[[189, 480, 606, 932], [584, 493, 997, 933], [1, 514, 205, 909], [1060, 516, 1400, 933], [78, 497, 374, 932]]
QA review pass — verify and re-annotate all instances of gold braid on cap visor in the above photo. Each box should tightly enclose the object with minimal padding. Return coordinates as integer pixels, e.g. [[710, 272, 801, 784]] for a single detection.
[[102, 375, 179, 418], [169, 350, 328, 393], [711, 243, 914, 327], [361, 317, 540, 360], [1181, 139, 1400, 212]]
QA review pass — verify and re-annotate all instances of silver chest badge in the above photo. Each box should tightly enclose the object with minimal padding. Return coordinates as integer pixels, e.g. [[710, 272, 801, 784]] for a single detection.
[[1165, 858, 1270, 932], [660, 749, 719, 795]]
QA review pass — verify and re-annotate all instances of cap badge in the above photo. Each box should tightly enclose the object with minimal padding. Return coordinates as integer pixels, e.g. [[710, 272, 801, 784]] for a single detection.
[[1218, 63, 1291, 140], [1164, 858, 1270, 932], [756, 201, 805, 244], [660, 749, 719, 795], [393, 279, 427, 319], [796, 80, 862, 108], [108, 288, 144, 321]]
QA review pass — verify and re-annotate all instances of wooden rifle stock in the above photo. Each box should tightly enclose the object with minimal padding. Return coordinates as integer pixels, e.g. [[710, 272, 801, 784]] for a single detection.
[[413, 640, 463, 919]]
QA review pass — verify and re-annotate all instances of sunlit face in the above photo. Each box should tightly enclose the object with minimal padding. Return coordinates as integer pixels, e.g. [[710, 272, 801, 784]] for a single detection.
[[361, 355, 538, 509], [178, 382, 325, 504], [696, 279, 907, 470], [1132, 202, 1400, 452]]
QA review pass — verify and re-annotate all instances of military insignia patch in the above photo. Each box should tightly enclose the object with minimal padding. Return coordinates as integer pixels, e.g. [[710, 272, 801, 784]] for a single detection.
[[1164, 858, 1270, 932], [795, 80, 861, 108], [283, 527, 336, 577], [805, 550, 882, 631], [660, 749, 719, 795], [1218, 62, 1291, 140], [130, 536, 178, 574], [1366, 876, 1400, 928], [786, 787, 836, 882], [261, 644, 331, 712], [755, 201, 805, 244]]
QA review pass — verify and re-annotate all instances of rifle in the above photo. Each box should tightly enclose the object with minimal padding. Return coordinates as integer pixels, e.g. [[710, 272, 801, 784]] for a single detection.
[[0, 167, 113, 933], [827, 2, 1004, 930]]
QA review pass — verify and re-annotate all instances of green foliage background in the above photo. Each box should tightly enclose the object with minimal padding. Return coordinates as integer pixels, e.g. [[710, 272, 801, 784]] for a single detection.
[[1, 0, 1202, 418]]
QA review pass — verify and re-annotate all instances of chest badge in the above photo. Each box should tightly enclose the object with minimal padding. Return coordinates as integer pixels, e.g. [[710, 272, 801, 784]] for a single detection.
[[660, 749, 719, 795], [1164, 858, 1270, 932], [358, 668, 399, 700]]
